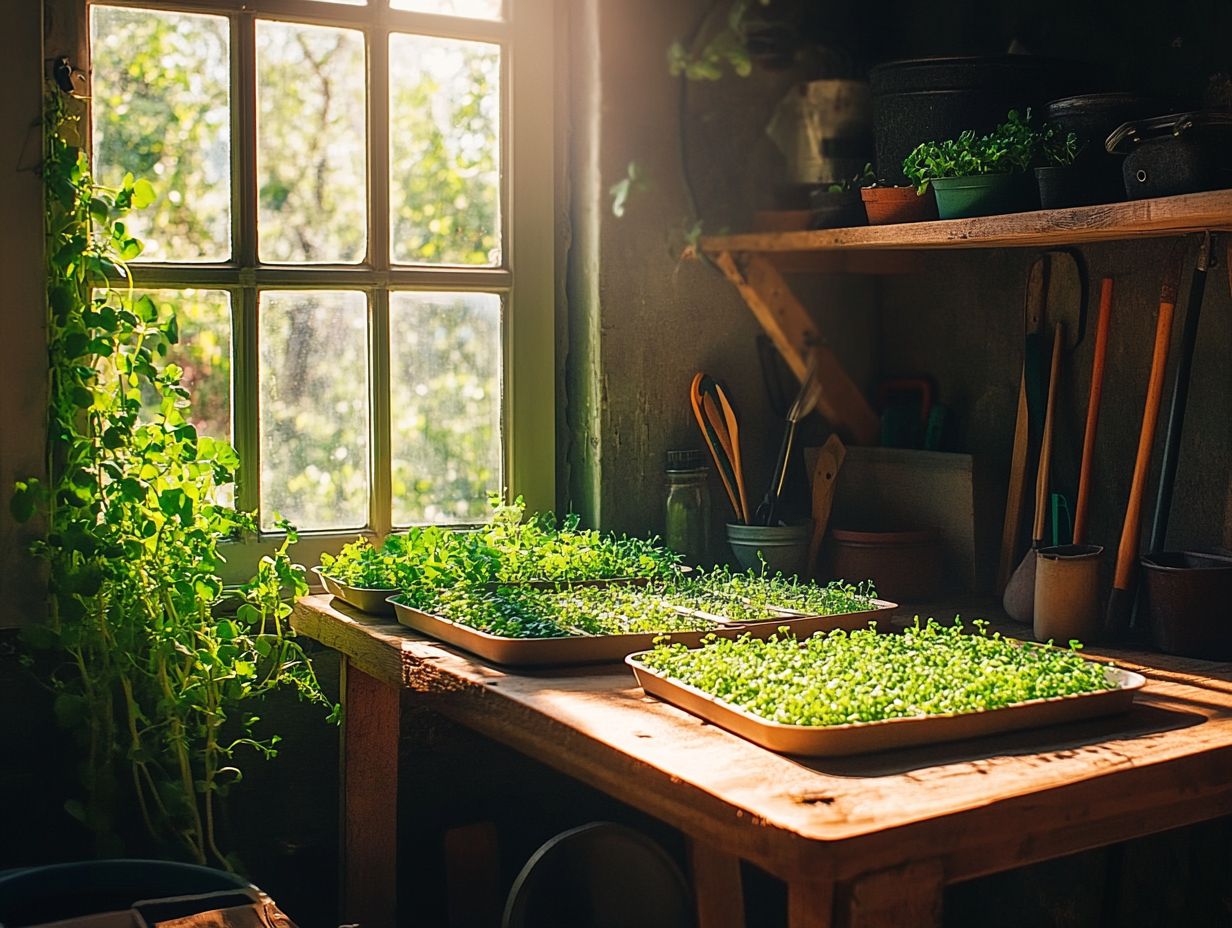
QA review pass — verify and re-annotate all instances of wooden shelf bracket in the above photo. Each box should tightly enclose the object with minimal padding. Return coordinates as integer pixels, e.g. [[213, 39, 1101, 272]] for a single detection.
[[714, 250, 879, 446]]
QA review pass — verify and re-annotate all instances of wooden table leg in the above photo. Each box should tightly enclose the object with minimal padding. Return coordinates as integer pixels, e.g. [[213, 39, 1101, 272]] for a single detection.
[[688, 839, 746, 928], [341, 659, 402, 927], [835, 860, 944, 928], [787, 879, 835, 928]]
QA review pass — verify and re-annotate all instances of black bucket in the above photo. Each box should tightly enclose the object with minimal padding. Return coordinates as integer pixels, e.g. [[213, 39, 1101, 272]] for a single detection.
[[1142, 551, 1232, 659], [870, 56, 1091, 185]]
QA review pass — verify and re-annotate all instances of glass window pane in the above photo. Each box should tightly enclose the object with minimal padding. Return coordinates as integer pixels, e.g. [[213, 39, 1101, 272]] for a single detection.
[[390, 34, 501, 266], [390, 292, 501, 524], [259, 291, 369, 531], [91, 6, 231, 262], [257, 21, 367, 264], [139, 289, 233, 445], [390, 0, 502, 19]]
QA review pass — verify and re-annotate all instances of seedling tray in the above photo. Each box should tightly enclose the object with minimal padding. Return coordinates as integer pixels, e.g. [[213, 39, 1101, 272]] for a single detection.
[[390, 597, 898, 668], [390, 598, 726, 666], [699, 598, 898, 638], [627, 652, 1145, 757], [313, 566, 397, 616]]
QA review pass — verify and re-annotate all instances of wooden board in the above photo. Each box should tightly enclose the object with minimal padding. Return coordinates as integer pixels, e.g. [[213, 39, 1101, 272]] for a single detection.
[[700, 189, 1232, 255], [293, 593, 1232, 890]]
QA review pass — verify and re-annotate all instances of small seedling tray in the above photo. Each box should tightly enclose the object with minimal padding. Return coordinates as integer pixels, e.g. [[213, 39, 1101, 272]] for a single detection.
[[390, 598, 725, 666], [627, 652, 1145, 757], [691, 598, 898, 638], [389, 596, 898, 668], [314, 566, 398, 616]]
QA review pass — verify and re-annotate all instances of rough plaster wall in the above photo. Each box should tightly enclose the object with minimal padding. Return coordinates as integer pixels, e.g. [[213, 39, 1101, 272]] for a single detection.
[[0, 0, 47, 628], [580, 0, 879, 543]]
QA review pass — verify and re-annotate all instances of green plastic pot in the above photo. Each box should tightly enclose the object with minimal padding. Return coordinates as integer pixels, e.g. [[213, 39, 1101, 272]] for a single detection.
[[930, 173, 1037, 219]]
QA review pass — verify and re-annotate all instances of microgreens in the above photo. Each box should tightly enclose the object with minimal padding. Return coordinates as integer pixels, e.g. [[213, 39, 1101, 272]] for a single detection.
[[636, 619, 1115, 727]]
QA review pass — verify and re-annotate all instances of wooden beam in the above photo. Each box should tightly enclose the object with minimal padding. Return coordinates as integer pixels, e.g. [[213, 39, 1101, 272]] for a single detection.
[[714, 251, 879, 446], [341, 661, 402, 928]]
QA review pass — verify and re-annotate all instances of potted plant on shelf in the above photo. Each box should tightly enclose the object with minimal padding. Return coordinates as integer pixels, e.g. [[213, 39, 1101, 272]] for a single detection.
[[859, 176, 940, 225], [808, 163, 875, 229], [902, 110, 1040, 219], [1035, 125, 1087, 208]]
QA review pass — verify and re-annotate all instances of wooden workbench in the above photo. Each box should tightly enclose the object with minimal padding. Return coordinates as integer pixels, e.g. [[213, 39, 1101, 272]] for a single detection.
[[292, 593, 1232, 927]]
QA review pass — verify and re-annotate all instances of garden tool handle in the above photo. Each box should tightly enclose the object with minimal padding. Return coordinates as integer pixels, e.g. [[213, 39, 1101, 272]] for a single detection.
[[1073, 278, 1113, 545]]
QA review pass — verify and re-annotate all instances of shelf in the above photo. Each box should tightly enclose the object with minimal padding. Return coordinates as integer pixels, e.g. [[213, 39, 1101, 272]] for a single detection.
[[700, 189, 1232, 256]]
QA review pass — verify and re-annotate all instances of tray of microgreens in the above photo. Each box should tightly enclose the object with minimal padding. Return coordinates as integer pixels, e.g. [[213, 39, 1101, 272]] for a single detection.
[[315, 498, 683, 615], [390, 584, 725, 665], [387, 567, 894, 667], [668, 569, 894, 637], [627, 620, 1144, 756]]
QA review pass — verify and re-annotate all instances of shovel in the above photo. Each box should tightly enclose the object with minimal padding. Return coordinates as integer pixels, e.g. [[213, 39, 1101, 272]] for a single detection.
[[1106, 244, 1186, 638], [1033, 278, 1113, 643], [1003, 320, 1064, 624]]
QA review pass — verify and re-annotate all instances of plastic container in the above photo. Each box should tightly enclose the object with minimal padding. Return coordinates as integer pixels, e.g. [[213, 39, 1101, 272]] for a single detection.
[[930, 173, 1037, 219], [664, 450, 710, 565], [726, 522, 810, 576], [1142, 551, 1232, 659]]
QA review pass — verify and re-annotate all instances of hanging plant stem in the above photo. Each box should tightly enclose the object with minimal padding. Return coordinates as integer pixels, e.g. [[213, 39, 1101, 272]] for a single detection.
[[11, 84, 337, 867]]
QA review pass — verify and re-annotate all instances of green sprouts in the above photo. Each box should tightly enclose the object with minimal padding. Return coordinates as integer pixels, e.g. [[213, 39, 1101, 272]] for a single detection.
[[637, 619, 1114, 727]]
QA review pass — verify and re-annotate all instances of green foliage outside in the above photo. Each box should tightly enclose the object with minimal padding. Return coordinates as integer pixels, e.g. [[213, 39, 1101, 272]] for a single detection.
[[91, 6, 504, 529], [12, 89, 334, 866], [636, 619, 1115, 727]]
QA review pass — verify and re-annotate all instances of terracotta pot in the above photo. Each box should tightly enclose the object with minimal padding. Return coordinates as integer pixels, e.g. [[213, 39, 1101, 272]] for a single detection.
[[827, 527, 943, 601], [860, 186, 939, 224]]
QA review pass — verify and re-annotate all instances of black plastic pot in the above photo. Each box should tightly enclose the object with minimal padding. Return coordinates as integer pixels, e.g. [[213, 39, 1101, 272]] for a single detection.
[[808, 189, 866, 229], [1107, 112, 1232, 199], [1045, 93, 1165, 204], [1142, 551, 1232, 659], [870, 55, 1091, 185], [1035, 165, 1093, 209]]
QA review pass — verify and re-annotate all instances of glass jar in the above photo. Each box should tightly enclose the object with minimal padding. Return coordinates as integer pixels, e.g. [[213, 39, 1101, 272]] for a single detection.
[[664, 449, 711, 565]]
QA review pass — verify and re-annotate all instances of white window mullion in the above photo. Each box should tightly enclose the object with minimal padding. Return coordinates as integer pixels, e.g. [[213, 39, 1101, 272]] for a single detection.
[[504, 0, 556, 515]]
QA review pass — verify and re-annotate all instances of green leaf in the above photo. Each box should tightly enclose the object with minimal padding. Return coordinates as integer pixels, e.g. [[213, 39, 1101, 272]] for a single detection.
[[10, 480, 38, 522], [131, 178, 157, 209]]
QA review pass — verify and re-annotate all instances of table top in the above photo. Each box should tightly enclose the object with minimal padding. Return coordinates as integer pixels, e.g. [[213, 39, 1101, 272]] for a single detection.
[[292, 593, 1232, 885]]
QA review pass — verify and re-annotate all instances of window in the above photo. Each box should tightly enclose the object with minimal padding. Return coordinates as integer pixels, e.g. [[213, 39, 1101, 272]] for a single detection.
[[85, 0, 555, 576]]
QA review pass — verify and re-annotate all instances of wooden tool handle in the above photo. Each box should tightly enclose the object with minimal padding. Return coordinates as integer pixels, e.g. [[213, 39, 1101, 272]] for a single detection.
[[1113, 297, 1177, 588], [996, 373, 1031, 591], [1033, 323, 1065, 545], [1073, 278, 1113, 544], [806, 435, 846, 576]]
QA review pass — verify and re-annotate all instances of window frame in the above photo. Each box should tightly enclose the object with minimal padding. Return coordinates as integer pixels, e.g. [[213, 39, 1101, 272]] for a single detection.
[[75, 0, 556, 580]]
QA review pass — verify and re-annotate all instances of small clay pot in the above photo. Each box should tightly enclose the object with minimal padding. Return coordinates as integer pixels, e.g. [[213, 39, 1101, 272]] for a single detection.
[[860, 185, 939, 224], [828, 527, 943, 601]]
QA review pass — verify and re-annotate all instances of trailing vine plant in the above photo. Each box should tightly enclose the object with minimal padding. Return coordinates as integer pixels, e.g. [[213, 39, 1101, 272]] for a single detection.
[[10, 86, 335, 867]]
